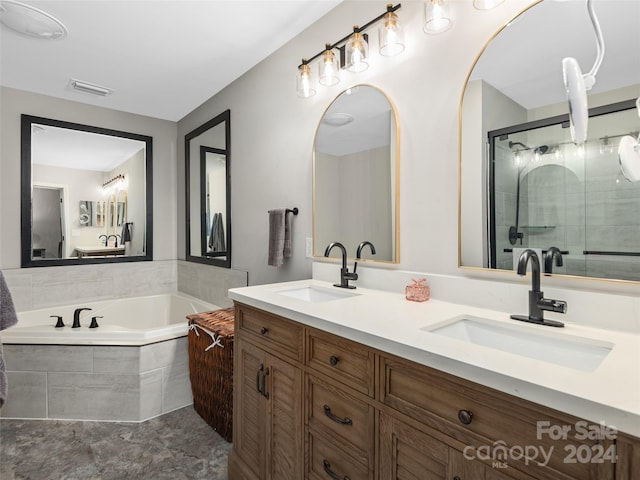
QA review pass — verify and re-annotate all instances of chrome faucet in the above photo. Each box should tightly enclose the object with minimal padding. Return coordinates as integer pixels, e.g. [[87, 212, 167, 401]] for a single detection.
[[354, 241, 376, 275], [324, 242, 357, 289], [72, 307, 92, 328], [544, 246, 563, 275], [510, 249, 567, 328]]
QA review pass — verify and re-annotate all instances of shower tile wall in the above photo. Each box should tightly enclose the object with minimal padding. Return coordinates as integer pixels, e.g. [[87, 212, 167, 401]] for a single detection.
[[497, 139, 640, 281]]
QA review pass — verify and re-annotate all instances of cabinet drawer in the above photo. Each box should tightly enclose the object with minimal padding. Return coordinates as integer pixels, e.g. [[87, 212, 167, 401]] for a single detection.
[[236, 304, 303, 361], [380, 355, 614, 480], [307, 329, 374, 396], [307, 375, 374, 458], [307, 427, 372, 480]]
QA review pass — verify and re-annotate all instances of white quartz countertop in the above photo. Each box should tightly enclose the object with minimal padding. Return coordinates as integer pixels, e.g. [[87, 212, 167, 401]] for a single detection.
[[229, 279, 640, 438]]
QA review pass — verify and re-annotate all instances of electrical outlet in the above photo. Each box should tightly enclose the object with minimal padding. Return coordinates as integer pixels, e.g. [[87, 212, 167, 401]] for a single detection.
[[306, 237, 313, 258]]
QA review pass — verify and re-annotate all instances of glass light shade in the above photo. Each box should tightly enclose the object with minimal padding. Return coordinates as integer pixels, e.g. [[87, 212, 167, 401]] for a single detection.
[[424, 0, 452, 35], [296, 63, 316, 98], [319, 47, 340, 86], [345, 30, 369, 73], [473, 0, 505, 9], [379, 11, 405, 57]]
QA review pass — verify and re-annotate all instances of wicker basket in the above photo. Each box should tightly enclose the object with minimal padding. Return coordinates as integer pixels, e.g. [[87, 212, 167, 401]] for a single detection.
[[187, 307, 235, 442]]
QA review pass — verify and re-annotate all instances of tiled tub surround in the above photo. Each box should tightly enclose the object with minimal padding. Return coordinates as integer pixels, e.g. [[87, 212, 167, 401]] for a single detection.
[[0, 259, 248, 313], [1, 338, 191, 421], [1, 293, 220, 421]]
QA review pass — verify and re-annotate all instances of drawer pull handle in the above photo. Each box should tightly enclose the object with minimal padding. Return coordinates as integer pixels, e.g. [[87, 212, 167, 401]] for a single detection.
[[260, 327, 268, 335], [322, 460, 350, 480], [453, 477, 461, 480], [323, 405, 353, 426], [458, 409, 473, 425], [329, 355, 339, 366]]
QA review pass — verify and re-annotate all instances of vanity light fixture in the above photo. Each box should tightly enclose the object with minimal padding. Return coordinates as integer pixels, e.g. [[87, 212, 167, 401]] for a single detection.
[[473, 0, 505, 10], [0, 0, 68, 40], [102, 174, 125, 191], [296, 4, 402, 98], [70, 78, 113, 97], [424, 0, 452, 35]]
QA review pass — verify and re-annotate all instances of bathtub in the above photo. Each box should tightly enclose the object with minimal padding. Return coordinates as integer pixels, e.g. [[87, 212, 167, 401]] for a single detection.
[[1, 293, 224, 422], [4, 293, 217, 346]]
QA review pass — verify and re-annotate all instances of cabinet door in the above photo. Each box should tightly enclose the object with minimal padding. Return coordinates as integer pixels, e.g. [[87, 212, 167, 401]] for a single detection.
[[380, 411, 450, 479], [232, 338, 268, 479], [264, 354, 304, 480], [380, 413, 538, 480]]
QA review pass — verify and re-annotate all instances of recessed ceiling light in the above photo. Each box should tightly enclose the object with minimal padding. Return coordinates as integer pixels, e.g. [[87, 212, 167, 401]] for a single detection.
[[0, 0, 68, 40], [322, 113, 355, 127]]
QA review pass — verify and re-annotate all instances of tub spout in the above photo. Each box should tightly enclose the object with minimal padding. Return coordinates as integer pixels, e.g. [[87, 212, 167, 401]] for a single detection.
[[50, 315, 64, 328], [73, 308, 92, 328]]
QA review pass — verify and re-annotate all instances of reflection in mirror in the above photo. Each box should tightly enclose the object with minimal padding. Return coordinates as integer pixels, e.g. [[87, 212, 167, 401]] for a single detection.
[[185, 110, 231, 268], [313, 85, 399, 262], [21, 115, 153, 267], [459, 0, 640, 282]]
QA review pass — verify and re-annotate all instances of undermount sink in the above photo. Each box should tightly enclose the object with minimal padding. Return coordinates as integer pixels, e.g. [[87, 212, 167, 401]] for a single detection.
[[424, 316, 613, 372], [276, 285, 359, 303]]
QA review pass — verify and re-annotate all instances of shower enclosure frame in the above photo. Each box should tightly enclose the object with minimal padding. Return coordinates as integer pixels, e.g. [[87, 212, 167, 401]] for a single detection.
[[486, 98, 636, 270]]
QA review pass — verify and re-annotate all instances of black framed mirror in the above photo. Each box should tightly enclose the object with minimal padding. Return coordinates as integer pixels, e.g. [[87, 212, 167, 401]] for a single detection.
[[185, 110, 231, 268], [21, 115, 153, 267]]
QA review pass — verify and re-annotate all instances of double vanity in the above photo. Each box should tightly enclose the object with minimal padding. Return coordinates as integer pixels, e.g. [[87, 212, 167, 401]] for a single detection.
[[227, 279, 640, 480]]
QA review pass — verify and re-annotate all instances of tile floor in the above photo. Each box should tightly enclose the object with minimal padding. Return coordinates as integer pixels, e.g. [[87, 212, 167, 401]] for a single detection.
[[0, 406, 232, 479]]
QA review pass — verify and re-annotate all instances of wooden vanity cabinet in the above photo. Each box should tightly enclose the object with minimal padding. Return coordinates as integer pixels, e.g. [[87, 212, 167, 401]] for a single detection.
[[379, 354, 615, 480], [229, 303, 636, 480], [229, 306, 304, 480]]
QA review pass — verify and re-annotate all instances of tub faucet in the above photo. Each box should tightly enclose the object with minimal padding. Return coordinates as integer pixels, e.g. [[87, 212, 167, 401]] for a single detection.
[[354, 241, 376, 275], [544, 246, 563, 275], [510, 249, 566, 328], [73, 307, 92, 328], [324, 242, 357, 289]]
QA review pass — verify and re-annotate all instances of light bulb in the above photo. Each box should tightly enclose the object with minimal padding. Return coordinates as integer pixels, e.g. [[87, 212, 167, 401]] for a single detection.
[[319, 44, 340, 86], [345, 27, 369, 73], [424, 0, 452, 35], [379, 7, 404, 57], [296, 61, 316, 98]]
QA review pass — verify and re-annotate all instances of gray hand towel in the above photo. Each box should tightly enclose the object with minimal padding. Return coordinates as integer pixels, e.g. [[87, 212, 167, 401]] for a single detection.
[[0, 271, 18, 408], [283, 211, 292, 259], [268, 209, 286, 267]]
